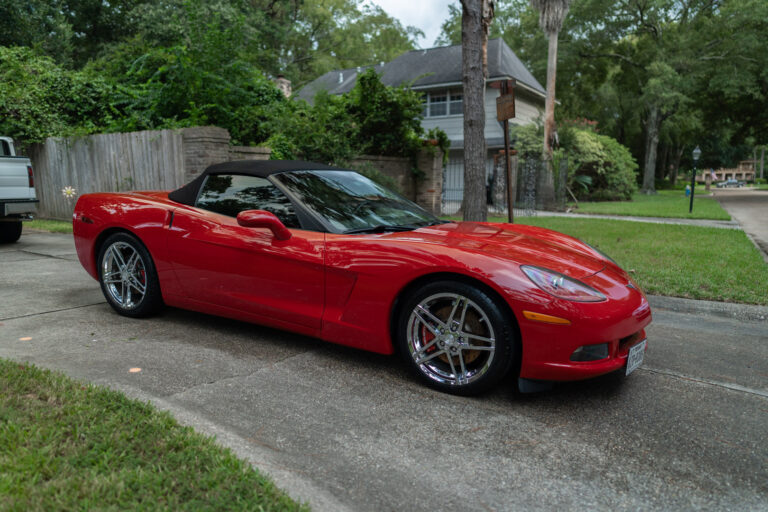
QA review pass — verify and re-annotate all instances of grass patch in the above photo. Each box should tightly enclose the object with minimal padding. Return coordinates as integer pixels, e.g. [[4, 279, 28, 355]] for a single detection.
[[0, 359, 307, 511], [26, 219, 73, 234], [569, 190, 731, 220], [443, 216, 768, 305]]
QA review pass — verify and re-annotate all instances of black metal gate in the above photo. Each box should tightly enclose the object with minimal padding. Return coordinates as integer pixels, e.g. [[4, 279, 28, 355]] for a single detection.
[[445, 154, 568, 218], [442, 154, 498, 215]]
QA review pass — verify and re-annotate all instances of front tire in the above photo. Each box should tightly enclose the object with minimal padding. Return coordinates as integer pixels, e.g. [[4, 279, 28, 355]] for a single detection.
[[396, 280, 518, 396], [97, 232, 164, 317], [0, 221, 22, 243]]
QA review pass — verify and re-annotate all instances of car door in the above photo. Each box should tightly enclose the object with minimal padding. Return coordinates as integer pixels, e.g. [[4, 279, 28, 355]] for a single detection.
[[167, 173, 325, 330]]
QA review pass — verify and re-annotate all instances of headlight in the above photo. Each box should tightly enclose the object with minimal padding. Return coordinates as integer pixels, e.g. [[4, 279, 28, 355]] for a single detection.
[[583, 242, 617, 265], [521, 265, 606, 302]]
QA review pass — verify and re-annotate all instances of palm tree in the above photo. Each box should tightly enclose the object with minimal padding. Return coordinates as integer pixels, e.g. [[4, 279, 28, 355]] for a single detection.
[[530, 0, 571, 207]]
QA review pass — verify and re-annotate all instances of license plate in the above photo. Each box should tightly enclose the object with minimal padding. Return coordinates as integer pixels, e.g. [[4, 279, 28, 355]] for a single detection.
[[625, 339, 647, 376]]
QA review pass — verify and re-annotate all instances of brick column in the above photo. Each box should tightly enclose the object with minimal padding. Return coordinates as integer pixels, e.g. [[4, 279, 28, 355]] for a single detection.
[[181, 126, 231, 182], [415, 149, 444, 216]]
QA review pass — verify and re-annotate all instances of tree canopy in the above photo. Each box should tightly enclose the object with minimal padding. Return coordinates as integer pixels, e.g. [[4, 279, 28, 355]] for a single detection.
[[438, 0, 767, 186], [1, 0, 763, 191], [0, 0, 436, 158]]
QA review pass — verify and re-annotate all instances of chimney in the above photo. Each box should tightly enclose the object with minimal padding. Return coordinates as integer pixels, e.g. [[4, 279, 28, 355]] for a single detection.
[[273, 74, 291, 98]]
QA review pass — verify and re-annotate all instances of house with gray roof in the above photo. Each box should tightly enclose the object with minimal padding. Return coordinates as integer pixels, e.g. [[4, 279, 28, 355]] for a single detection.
[[298, 39, 546, 213]]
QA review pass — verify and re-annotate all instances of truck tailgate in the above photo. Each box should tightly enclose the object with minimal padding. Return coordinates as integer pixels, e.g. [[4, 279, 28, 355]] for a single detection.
[[0, 157, 35, 201]]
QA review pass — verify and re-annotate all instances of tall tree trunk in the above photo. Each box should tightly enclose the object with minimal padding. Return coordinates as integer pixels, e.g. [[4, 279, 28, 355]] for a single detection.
[[543, 34, 558, 156], [657, 143, 669, 180], [460, 0, 491, 221], [641, 105, 660, 194], [671, 145, 683, 185], [761, 146, 765, 179], [538, 32, 558, 209]]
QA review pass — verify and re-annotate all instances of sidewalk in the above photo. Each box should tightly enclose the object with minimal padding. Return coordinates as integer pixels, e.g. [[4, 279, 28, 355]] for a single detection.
[[526, 210, 742, 229]]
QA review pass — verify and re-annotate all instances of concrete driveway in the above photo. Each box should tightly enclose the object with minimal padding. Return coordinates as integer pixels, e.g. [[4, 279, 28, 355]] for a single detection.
[[1, 232, 767, 511], [714, 188, 768, 259]]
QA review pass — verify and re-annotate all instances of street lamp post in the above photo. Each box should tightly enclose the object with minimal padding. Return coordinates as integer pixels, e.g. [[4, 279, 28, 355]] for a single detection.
[[690, 146, 701, 213]]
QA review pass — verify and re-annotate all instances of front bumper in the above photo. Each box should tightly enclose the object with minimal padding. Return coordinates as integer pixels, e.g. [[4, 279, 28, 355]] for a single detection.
[[515, 267, 652, 382]]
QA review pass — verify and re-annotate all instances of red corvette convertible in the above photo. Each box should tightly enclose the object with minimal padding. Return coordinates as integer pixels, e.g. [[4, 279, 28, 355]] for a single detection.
[[73, 160, 651, 395]]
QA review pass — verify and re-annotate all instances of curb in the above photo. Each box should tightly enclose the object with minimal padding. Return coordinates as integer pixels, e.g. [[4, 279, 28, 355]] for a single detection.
[[647, 295, 768, 323]]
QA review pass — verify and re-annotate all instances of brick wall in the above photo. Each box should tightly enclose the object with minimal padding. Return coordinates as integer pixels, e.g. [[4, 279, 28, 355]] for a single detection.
[[349, 150, 444, 215], [181, 126, 231, 182], [349, 155, 416, 199], [229, 146, 271, 161]]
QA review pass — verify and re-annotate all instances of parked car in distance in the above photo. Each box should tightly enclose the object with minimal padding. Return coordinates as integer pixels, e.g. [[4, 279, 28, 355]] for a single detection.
[[716, 179, 746, 188], [73, 160, 651, 395], [0, 136, 37, 243]]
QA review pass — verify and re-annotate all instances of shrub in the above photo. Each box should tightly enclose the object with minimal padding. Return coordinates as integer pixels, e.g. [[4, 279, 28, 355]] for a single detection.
[[510, 123, 638, 200], [0, 46, 114, 142], [264, 91, 359, 164], [588, 133, 638, 200], [347, 69, 425, 158], [106, 43, 285, 144], [263, 70, 448, 170]]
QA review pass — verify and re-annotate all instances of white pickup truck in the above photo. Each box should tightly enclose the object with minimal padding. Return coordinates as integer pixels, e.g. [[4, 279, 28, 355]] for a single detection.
[[0, 136, 37, 243]]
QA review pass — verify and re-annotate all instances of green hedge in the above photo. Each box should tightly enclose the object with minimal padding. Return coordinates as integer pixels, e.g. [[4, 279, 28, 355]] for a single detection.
[[512, 123, 638, 200]]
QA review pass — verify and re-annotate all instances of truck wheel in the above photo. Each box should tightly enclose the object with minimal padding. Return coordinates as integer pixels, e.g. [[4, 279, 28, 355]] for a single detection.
[[0, 221, 22, 243]]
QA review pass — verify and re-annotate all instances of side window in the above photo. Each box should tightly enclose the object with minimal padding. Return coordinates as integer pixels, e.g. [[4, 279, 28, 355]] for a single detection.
[[195, 174, 300, 228], [0, 140, 10, 156]]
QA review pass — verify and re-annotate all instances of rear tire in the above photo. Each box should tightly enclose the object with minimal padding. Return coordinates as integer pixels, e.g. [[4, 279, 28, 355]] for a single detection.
[[0, 221, 22, 243], [396, 280, 518, 396], [97, 232, 164, 317]]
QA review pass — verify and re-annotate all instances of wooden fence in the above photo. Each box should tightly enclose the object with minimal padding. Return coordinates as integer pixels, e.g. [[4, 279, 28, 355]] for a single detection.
[[30, 129, 186, 219], [27, 126, 443, 219]]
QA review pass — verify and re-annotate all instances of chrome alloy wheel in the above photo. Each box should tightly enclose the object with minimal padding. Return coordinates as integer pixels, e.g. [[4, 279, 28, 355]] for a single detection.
[[406, 292, 496, 386], [101, 241, 147, 310]]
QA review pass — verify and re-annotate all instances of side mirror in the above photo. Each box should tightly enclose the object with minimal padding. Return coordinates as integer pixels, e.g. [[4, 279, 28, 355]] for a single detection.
[[236, 210, 292, 240]]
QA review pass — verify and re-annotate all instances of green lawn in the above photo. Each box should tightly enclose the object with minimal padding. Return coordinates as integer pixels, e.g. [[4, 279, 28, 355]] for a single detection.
[[570, 190, 731, 220], [445, 215, 768, 305], [26, 219, 73, 234], [0, 359, 307, 511]]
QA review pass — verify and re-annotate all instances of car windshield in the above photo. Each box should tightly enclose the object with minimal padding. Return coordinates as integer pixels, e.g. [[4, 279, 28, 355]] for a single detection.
[[274, 170, 441, 233]]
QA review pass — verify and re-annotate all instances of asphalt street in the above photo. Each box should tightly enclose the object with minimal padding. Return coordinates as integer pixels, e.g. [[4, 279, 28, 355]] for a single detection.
[[714, 188, 768, 260], [1, 232, 767, 511]]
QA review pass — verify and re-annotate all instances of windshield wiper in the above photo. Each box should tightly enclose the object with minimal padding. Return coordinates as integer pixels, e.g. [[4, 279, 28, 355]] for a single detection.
[[343, 224, 420, 234]]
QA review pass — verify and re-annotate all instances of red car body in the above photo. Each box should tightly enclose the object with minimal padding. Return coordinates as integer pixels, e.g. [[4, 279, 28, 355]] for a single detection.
[[73, 189, 651, 383]]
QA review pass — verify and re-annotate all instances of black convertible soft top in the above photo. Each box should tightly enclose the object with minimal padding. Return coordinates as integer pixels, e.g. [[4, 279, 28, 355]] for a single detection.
[[168, 160, 347, 206]]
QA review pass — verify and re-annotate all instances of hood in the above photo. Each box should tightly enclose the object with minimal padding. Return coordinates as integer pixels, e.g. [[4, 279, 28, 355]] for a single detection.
[[396, 222, 606, 279]]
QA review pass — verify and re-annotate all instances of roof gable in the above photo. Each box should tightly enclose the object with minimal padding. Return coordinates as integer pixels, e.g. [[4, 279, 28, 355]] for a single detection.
[[297, 39, 545, 102]]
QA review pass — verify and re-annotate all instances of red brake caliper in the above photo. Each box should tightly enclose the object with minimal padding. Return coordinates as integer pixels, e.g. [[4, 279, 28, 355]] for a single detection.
[[422, 326, 436, 354]]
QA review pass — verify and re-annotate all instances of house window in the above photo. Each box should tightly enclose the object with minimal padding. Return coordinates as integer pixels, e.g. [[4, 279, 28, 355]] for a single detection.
[[422, 90, 462, 117], [449, 93, 463, 115], [429, 93, 447, 116]]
